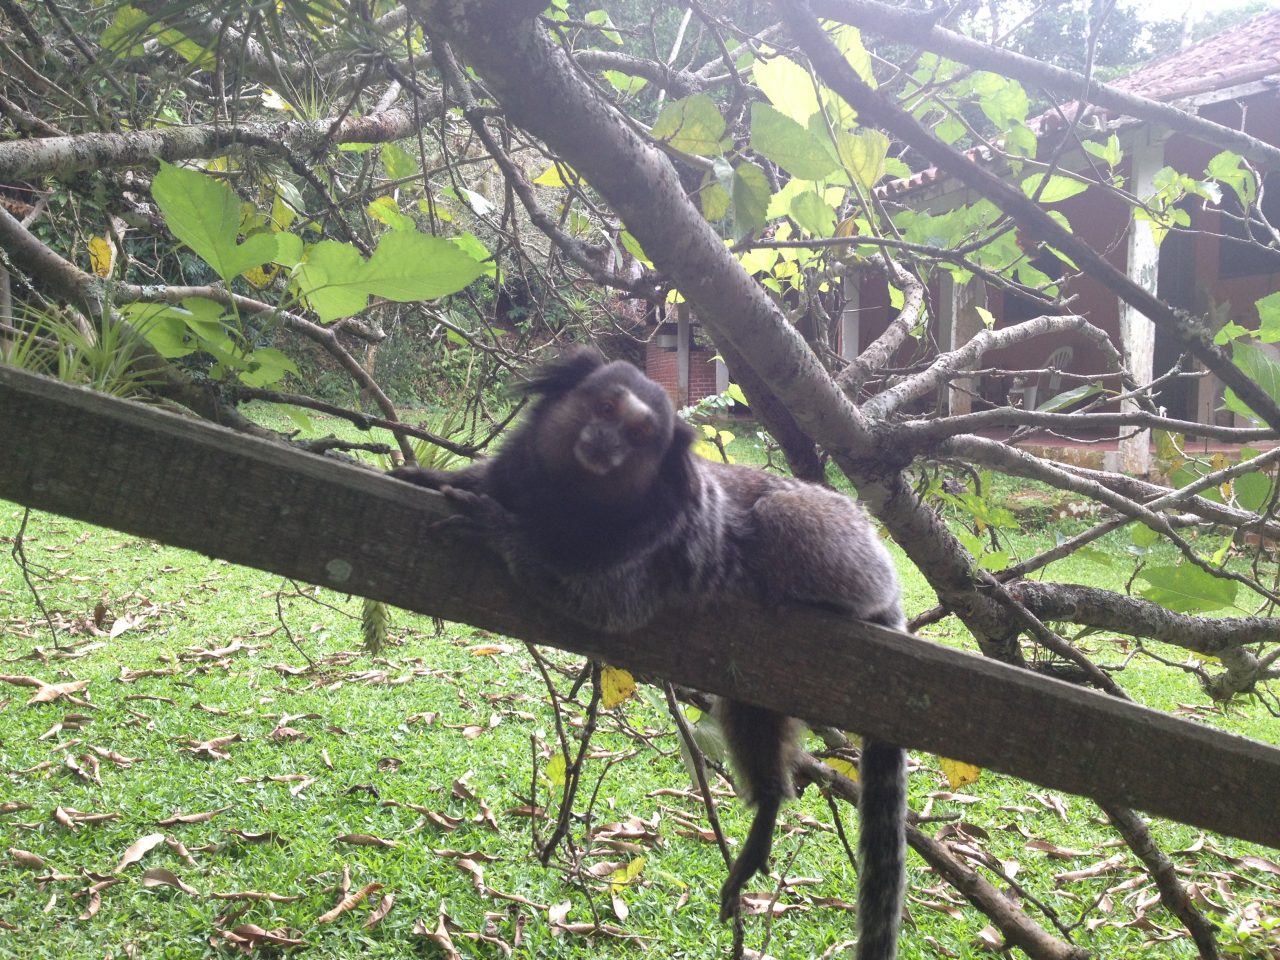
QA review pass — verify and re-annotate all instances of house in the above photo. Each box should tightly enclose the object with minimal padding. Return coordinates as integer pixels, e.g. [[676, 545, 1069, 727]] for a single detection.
[[846, 11, 1280, 473]]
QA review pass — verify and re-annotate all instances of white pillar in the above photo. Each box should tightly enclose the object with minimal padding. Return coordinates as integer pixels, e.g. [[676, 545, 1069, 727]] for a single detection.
[[1118, 136, 1165, 476], [840, 275, 861, 361], [676, 303, 690, 408], [938, 273, 986, 415]]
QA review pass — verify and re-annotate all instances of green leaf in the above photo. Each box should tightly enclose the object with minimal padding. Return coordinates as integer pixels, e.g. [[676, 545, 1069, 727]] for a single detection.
[[295, 241, 369, 323], [1222, 341, 1280, 424], [934, 115, 966, 145], [239, 347, 299, 388], [100, 5, 149, 58], [584, 8, 622, 44], [619, 231, 651, 265], [603, 71, 646, 96], [1206, 150, 1256, 208], [1255, 291, 1280, 343], [1234, 469, 1273, 513], [1036, 381, 1102, 412], [381, 143, 419, 182], [731, 161, 771, 241], [1021, 173, 1090, 203], [752, 54, 820, 124], [360, 230, 488, 302], [789, 190, 836, 238], [152, 162, 280, 282], [1137, 564, 1239, 614], [700, 171, 731, 221], [452, 233, 496, 277], [749, 103, 838, 180], [836, 129, 889, 191], [1082, 133, 1122, 167], [367, 196, 416, 231], [652, 94, 727, 157]]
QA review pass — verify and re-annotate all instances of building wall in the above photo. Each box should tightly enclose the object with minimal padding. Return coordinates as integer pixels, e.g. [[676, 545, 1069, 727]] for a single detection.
[[644, 339, 721, 407]]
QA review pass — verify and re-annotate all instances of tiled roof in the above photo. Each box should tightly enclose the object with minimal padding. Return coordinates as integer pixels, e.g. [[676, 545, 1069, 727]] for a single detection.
[[1112, 10, 1280, 101]]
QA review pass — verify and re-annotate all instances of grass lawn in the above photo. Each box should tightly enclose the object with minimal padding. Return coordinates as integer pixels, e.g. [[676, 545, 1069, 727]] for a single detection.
[[2, 417, 1278, 959]]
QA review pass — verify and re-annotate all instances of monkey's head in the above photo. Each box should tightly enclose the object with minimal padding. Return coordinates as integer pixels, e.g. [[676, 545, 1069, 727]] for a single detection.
[[517, 349, 691, 508]]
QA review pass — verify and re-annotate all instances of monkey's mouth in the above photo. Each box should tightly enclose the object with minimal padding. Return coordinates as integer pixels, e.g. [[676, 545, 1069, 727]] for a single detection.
[[574, 435, 627, 476]]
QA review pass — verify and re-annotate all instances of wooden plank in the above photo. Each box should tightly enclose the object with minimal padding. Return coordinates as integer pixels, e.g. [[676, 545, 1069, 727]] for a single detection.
[[2, 364, 1279, 847]]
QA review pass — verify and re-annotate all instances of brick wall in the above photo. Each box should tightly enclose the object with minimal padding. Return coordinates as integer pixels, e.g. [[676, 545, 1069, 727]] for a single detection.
[[644, 341, 721, 406]]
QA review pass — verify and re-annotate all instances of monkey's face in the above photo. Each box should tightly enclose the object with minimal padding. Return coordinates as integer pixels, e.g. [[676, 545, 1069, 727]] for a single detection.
[[535, 362, 674, 506]]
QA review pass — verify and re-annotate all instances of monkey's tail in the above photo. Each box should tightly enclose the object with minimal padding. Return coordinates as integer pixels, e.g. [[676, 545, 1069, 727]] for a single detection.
[[714, 700, 799, 921], [856, 739, 907, 960]]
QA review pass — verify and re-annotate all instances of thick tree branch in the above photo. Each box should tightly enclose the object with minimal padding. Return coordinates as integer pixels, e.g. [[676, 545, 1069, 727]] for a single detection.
[[1007, 582, 1280, 654], [0, 107, 443, 181]]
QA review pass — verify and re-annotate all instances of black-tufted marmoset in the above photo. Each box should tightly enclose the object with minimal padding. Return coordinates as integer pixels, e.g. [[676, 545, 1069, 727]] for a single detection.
[[391, 349, 906, 960]]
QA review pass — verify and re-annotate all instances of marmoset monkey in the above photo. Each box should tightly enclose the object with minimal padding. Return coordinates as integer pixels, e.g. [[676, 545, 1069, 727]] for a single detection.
[[392, 349, 906, 960]]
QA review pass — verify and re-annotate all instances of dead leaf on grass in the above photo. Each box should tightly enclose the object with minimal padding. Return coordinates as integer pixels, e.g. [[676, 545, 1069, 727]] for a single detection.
[[318, 882, 383, 923], [413, 910, 461, 959], [218, 924, 304, 948], [10, 848, 45, 869], [363, 893, 394, 928], [113, 833, 165, 873], [141, 867, 200, 896], [335, 834, 400, 849], [157, 806, 231, 826]]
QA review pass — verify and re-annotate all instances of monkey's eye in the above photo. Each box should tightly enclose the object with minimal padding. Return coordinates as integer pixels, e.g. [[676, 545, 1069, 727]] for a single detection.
[[597, 399, 616, 419]]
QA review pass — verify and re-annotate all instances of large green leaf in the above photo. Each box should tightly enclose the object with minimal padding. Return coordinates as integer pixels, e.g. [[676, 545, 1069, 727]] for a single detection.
[[731, 161, 771, 241], [651, 94, 727, 157], [1137, 564, 1239, 614], [836, 129, 889, 191], [752, 54, 820, 124], [1021, 173, 1090, 204], [152, 162, 280, 282], [789, 190, 836, 238], [1255, 291, 1280, 343], [749, 103, 838, 180], [1222, 341, 1280, 424], [295, 241, 369, 324], [360, 231, 488, 301]]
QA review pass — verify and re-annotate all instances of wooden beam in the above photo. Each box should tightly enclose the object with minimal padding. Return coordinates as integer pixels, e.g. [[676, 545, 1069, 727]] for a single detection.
[[2, 364, 1279, 848]]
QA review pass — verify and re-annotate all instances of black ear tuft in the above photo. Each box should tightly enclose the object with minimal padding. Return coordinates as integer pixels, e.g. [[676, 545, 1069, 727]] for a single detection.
[[514, 347, 606, 398]]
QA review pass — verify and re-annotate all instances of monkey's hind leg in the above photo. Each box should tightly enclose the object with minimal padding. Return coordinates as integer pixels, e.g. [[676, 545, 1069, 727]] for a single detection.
[[714, 699, 800, 921]]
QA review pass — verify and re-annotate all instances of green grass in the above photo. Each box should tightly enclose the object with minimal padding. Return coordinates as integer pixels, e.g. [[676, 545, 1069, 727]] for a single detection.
[[2, 412, 1278, 959]]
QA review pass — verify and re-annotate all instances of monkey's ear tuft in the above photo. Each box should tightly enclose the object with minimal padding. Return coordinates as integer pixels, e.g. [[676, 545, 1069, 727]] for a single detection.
[[515, 347, 605, 398]]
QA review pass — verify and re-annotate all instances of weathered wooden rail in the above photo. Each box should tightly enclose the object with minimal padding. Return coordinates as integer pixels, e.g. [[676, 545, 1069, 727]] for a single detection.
[[2, 364, 1278, 848]]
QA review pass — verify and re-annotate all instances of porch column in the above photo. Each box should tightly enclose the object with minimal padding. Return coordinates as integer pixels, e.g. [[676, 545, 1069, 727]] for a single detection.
[[1118, 136, 1166, 475], [938, 273, 987, 415], [676, 302, 690, 408], [840, 274, 861, 361]]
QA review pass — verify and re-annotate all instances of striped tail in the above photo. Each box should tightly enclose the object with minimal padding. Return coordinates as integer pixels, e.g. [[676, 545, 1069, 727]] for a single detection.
[[857, 739, 907, 960]]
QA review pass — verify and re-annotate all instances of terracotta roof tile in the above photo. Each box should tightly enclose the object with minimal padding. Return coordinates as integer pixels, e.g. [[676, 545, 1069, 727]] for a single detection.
[[1113, 10, 1280, 101]]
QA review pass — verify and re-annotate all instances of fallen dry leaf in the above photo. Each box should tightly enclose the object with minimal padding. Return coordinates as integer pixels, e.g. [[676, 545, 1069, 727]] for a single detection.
[[363, 893, 395, 928], [336, 834, 400, 849], [219, 924, 305, 948], [113, 833, 165, 873], [28, 679, 91, 705], [157, 806, 231, 826], [141, 867, 200, 896], [318, 882, 383, 923], [10, 848, 45, 869]]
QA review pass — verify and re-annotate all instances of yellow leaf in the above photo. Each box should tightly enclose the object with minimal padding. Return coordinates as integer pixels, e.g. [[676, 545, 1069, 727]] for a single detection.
[[600, 666, 635, 708], [827, 757, 858, 782], [88, 235, 113, 277], [545, 753, 566, 786], [534, 163, 578, 188], [939, 757, 982, 789], [609, 856, 646, 891]]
